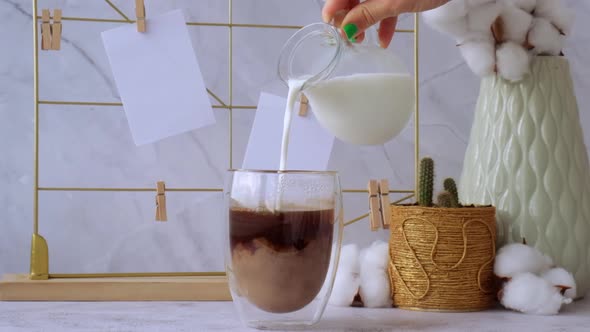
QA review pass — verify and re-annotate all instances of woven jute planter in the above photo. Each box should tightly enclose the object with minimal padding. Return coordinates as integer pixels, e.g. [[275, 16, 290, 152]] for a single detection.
[[388, 205, 497, 312]]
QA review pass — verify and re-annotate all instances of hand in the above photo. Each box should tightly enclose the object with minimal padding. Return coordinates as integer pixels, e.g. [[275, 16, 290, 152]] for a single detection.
[[322, 0, 450, 48]]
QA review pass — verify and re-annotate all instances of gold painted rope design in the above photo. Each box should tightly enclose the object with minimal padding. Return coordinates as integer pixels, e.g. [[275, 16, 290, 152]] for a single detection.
[[388, 206, 497, 311]]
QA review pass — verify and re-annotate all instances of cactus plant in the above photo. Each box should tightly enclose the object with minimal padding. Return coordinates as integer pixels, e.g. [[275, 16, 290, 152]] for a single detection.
[[443, 178, 460, 207], [437, 191, 454, 208], [416, 158, 464, 208], [419, 157, 434, 207]]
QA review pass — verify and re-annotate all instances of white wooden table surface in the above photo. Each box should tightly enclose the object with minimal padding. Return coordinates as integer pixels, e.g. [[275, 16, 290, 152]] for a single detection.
[[1, 298, 590, 332]]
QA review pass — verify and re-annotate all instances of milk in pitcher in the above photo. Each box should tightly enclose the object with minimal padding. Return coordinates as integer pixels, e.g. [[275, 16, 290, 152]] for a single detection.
[[303, 73, 414, 145]]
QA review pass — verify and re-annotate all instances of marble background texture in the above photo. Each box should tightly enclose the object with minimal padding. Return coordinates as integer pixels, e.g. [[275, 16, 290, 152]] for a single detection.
[[0, 0, 588, 275]]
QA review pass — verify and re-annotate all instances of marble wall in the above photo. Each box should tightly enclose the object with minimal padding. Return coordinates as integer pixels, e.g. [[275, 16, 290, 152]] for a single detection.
[[1, 0, 589, 275]]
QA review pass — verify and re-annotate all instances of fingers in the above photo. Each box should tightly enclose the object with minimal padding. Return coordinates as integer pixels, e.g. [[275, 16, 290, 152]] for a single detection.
[[325, 0, 450, 44], [324, 0, 365, 42], [330, 0, 358, 26], [416, 0, 451, 13], [322, 0, 354, 23], [395, 0, 451, 13], [324, 0, 450, 24], [378, 16, 398, 49], [341, 0, 395, 40], [356, 31, 366, 43]]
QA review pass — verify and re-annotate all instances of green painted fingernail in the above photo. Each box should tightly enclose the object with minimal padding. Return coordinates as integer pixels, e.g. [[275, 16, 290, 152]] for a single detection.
[[343, 23, 358, 42]]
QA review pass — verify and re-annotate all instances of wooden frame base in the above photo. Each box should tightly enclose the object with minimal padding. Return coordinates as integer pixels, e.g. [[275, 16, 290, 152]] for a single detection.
[[0, 274, 232, 301]]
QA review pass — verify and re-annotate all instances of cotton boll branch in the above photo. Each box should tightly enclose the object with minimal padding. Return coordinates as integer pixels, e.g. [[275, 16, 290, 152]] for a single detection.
[[500, 273, 572, 315], [494, 242, 577, 315], [423, 0, 573, 81]]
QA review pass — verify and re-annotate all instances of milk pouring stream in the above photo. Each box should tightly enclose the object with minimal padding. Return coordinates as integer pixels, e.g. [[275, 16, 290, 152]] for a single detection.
[[279, 80, 306, 170]]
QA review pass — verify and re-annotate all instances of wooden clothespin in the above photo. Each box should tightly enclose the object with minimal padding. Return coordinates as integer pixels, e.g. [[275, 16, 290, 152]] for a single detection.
[[41, 9, 52, 50], [136, 0, 146, 32], [299, 94, 309, 116], [50, 9, 62, 50], [41, 9, 62, 51], [368, 180, 382, 231], [155, 181, 167, 221], [378, 179, 391, 229]]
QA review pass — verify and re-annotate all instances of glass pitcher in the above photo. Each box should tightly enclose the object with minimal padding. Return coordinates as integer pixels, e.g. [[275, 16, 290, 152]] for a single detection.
[[278, 23, 415, 146]]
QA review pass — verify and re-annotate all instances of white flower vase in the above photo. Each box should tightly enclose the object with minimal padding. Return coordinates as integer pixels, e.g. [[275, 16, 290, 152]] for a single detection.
[[459, 57, 590, 298]]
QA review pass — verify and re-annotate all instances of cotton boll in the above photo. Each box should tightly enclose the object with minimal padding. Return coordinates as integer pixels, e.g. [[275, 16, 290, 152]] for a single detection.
[[422, 0, 468, 21], [329, 272, 361, 307], [467, 1, 503, 33], [466, 0, 495, 8], [338, 244, 360, 270], [494, 243, 554, 278], [541, 268, 577, 300], [358, 272, 392, 308], [422, 1, 469, 40], [358, 241, 392, 308], [496, 42, 530, 82], [553, 9, 575, 36], [528, 18, 564, 55], [536, 0, 576, 35], [458, 30, 495, 44], [501, 273, 572, 315], [500, 5, 534, 44], [535, 0, 559, 16], [502, 0, 537, 13], [328, 244, 361, 307], [459, 40, 496, 77], [359, 241, 389, 270], [423, 15, 469, 41]]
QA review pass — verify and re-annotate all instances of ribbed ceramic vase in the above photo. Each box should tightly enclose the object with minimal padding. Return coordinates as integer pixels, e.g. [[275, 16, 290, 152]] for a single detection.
[[459, 57, 590, 298]]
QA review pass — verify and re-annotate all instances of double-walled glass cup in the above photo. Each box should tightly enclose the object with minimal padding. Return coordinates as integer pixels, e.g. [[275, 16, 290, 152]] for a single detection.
[[224, 170, 343, 329]]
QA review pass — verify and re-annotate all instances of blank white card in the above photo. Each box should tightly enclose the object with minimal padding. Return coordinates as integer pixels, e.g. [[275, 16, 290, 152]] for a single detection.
[[243, 92, 335, 171], [102, 10, 215, 145]]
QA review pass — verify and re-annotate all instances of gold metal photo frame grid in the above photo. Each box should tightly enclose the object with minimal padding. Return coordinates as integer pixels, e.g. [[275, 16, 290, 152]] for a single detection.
[[0, 0, 420, 301]]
